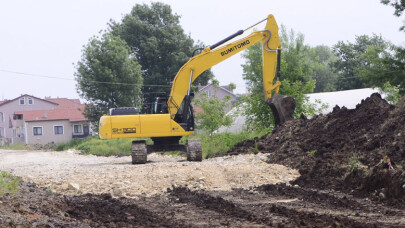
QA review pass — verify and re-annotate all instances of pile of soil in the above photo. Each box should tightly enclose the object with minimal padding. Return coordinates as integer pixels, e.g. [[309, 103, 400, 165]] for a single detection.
[[227, 93, 405, 206]]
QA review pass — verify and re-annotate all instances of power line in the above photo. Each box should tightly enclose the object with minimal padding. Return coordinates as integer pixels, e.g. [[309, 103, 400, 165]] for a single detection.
[[0, 69, 172, 87]]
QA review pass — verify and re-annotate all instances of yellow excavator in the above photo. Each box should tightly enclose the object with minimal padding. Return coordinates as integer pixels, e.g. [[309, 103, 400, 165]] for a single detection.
[[99, 14, 295, 164]]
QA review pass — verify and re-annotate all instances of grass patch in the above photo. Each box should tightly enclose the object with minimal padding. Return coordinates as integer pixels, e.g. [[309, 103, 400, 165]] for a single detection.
[[308, 150, 317, 157], [56, 136, 152, 156], [182, 131, 267, 158], [161, 151, 184, 156], [56, 131, 265, 158], [0, 143, 29, 150], [76, 138, 134, 156], [54, 137, 96, 151], [0, 171, 20, 196]]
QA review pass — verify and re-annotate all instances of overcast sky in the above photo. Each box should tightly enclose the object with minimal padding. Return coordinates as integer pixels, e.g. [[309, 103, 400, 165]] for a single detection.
[[0, 0, 403, 100]]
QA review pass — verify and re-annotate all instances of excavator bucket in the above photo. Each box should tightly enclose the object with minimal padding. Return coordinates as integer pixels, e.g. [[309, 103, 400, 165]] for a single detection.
[[266, 94, 296, 126]]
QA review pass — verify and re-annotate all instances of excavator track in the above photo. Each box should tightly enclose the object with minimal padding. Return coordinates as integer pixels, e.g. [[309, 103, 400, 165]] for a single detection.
[[186, 138, 202, 162], [132, 140, 147, 164]]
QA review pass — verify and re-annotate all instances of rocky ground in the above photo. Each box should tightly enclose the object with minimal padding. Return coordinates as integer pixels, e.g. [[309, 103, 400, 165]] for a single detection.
[[0, 150, 298, 197], [0, 93, 404, 227]]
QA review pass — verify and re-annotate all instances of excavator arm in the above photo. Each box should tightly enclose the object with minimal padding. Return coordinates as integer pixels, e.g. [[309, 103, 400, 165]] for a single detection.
[[99, 14, 295, 164], [167, 14, 295, 125]]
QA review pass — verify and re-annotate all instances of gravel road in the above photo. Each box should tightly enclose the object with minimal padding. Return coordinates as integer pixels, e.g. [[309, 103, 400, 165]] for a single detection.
[[0, 149, 299, 197]]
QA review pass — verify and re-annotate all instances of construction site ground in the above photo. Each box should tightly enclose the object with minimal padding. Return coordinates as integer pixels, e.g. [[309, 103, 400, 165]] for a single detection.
[[0, 93, 405, 227]]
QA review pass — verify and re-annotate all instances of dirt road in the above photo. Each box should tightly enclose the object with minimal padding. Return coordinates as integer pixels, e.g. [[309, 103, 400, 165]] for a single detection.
[[0, 149, 298, 197], [1, 149, 404, 227]]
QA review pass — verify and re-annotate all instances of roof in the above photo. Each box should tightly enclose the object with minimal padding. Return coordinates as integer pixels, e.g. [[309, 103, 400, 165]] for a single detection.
[[15, 98, 87, 122], [45, 98, 84, 110], [15, 108, 87, 122], [198, 84, 236, 97], [0, 94, 58, 107]]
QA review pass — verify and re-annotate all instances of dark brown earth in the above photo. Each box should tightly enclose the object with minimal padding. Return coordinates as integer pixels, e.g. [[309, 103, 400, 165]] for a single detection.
[[227, 93, 405, 208], [1, 93, 405, 227], [1, 182, 404, 227]]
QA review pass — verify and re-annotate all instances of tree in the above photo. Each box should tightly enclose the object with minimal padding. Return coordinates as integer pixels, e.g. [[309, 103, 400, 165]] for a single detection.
[[278, 25, 314, 83], [381, 0, 405, 31], [242, 78, 324, 131], [241, 26, 327, 131], [211, 79, 220, 86], [310, 45, 339, 92], [75, 33, 143, 124], [331, 34, 388, 90], [109, 2, 213, 104], [357, 45, 405, 95], [194, 93, 233, 136], [228, 83, 236, 92], [378, 82, 402, 104]]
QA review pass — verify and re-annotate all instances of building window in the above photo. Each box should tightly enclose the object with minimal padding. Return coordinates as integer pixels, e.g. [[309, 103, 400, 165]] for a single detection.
[[0, 112, 3, 122], [54, 125, 64, 135], [19, 97, 25, 105], [33, 126, 42, 136], [73, 124, 82, 134], [0, 127, 3, 137], [28, 97, 34, 105], [14, 114, 23, 120]]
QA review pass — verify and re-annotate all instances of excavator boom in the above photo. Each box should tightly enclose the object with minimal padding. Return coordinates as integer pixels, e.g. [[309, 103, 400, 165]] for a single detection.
[[166, 14, 295, 125]]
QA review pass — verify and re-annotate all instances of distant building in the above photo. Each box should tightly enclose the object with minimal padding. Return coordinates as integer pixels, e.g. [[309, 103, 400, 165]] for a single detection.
[[0, 94, 90, 146], [195, 84, 237, 113]]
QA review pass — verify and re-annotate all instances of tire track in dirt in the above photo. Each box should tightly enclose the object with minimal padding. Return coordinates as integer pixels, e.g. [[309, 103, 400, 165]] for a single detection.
[[169, 186, 405, 227], [168, 187, 274, 226], [135, 195, 258, 227]]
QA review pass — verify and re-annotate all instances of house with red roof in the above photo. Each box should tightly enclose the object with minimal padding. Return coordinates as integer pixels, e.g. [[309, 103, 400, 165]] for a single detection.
[[0, 94, 90, 145]]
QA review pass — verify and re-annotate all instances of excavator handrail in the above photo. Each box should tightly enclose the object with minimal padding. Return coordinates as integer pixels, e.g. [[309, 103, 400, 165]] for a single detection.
[[167, 14, 282, 116]]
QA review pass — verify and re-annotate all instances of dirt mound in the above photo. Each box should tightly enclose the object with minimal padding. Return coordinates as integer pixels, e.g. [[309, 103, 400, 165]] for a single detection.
[[227, 93, 405, 206]]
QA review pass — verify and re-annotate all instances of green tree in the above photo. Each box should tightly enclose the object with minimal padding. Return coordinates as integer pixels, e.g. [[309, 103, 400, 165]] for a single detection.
[[211, 79, 220, 86], [379, 0, 405, 94], [194, 93, 233, 136], [310, 45, 339, 92], [75, 33, 143, 124], [242, 79, 324, 131], [109, 2, 213, 103], [378, 82, 402, 104], [331, 34, 388, 90], [241, 27, 327, 131], [278, 25, 314, 83], [228, 83, 236, 92], [381, 0, 405, 31], [357, 44, 405, 95]]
